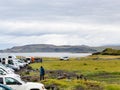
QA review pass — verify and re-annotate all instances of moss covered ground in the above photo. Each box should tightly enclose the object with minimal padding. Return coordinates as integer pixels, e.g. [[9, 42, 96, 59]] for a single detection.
[[25, 55, 120, 90]]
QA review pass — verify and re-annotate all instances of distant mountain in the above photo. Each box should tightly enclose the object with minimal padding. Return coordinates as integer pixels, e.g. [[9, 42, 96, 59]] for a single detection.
[[0, 44, 97, 53]]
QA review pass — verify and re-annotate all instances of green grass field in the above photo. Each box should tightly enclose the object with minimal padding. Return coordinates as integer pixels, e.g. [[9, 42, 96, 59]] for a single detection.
[[28, 55, 120, 90]]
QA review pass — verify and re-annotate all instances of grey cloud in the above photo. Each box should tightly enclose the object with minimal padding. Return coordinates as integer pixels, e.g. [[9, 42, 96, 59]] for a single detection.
[[0, 0, 120, 49], [0, 0, 120, 24]]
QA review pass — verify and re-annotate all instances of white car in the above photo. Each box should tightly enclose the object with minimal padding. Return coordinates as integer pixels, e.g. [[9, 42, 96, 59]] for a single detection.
[[14, 60, 24, 68], [0, 68, 20, 80], [0, 75, 46, 90], [0, 64, 15, 74], [60, 56, 69, 60], [7, 65, 20, 71], [17, 60, 27, 67]]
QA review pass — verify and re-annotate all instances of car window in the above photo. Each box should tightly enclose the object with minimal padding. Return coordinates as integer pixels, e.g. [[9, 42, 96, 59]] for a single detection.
[[0, 87, 5, 90], [5, 77, 21, 85], [2, 58, 5, 64], [0, 70, 5, 75], [8, 56, 12, 58], [0, 68, 7, 74], [0, 78, 3, 84], [0, 58, 1, 63], [8, 60, 14, 65], [0, 64, 7, 69]]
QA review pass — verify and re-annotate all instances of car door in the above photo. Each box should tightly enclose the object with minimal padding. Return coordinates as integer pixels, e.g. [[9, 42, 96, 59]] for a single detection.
[[5, 77, 23, 90]]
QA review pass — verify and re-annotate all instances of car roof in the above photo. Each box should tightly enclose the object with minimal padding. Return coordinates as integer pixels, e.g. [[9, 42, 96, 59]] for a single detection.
[[0, 74, 15, 77]]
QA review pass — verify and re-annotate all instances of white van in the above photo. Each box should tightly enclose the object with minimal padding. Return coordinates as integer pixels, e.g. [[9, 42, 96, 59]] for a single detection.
[[0, 54, 20, 71], [0, 54, 17, 64], [0, 75, 46, 90]]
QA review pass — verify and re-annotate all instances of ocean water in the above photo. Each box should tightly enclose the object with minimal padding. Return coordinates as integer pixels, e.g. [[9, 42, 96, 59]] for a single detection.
[[1, 52, 92, 57]]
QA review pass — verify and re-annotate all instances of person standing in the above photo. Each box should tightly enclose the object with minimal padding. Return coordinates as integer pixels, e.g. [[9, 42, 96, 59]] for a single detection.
[[40, 66, 45, 80]]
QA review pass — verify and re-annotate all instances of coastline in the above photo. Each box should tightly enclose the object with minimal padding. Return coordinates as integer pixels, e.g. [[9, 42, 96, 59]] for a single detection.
[[0, 52, 92, 57]]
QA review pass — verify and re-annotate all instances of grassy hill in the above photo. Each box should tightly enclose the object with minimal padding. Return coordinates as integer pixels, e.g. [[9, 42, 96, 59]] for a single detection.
[[92, 45, 120, 52], [93, 48, 120, 55]]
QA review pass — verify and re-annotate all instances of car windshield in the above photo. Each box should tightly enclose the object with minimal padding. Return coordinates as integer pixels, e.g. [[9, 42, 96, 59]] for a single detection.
[[0, 84, 12, 90], [5, 77, 26, 85], [0, 64, 8, 69]]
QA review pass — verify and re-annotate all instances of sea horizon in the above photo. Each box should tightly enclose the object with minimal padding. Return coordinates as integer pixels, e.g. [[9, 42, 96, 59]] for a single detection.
[[0, 52, 92, 57]]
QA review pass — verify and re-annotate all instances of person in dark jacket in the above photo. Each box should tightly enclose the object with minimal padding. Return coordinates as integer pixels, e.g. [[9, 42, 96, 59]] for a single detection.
[[40, 66, 45, 80]]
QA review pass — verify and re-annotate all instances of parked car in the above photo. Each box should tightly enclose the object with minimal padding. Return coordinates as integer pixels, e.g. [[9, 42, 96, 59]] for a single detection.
[[0, 84, 13, 90], [0, 75, 46, 90], [17, 60, 27, 66], [0, 64, 14, 74], [60, 56, 69, 60], [25, 57, 32, 64], [13, 60, 24, 68], [0, 55, 20, 71], [0, 69, 20, 80], [6, 64, 20, 71], [0, 64, 20, 80]]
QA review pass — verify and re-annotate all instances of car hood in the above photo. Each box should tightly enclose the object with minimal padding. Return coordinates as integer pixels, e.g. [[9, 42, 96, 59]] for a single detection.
[[26, 82, 43, 86], [25, 82, 46, 90]]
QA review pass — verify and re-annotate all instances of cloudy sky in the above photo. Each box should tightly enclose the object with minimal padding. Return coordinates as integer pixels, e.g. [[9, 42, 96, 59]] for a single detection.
[[0, 0, 120, 49]]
